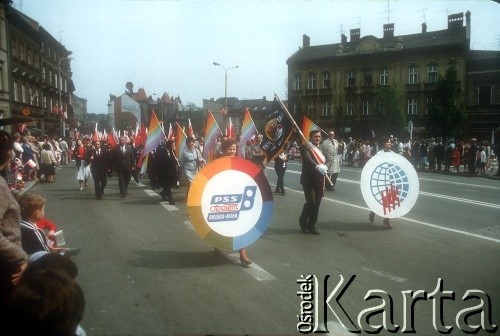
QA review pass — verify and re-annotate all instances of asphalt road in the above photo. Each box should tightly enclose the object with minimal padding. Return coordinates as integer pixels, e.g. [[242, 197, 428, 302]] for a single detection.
[[31, 162, 500, 335]]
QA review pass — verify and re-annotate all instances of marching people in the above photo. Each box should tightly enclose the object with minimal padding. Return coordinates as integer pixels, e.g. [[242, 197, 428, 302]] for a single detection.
[[113, 136, 135, 198], [212, 138, 253, 266], [368, 137, 394, 229], [156, 141, 178, 205], [250, 134, 265, 171], [298, 130, 328, 235], [73, 138, 90, 191], [273, 148, 288, 195], [179, 136, 205, 196], [90, 141, 110, 200], [321, 130, 340, 191]]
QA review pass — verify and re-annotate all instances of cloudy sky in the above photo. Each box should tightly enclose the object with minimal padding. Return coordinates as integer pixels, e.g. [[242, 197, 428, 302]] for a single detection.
[[12, 0, 500, 114]]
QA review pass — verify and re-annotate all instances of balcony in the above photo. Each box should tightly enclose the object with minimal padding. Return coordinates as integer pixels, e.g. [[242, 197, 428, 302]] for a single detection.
[[405, 83, 422, 92]]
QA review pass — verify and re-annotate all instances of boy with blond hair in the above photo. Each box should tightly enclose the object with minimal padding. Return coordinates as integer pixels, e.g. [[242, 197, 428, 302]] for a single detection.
[[18, 193, 51, 255]]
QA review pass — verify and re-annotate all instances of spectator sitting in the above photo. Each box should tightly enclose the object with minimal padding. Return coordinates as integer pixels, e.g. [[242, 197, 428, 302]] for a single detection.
[[8, 268, 85, 336], [18, 193, 52, 255]]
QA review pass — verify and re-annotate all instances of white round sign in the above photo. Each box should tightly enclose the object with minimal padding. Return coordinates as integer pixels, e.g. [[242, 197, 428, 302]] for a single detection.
[[360, 151, 419, 218], [201, 170, 263, 237]]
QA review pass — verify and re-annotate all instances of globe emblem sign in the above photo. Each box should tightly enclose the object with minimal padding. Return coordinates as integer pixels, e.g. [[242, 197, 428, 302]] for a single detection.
[[360, 152, 419, 218]]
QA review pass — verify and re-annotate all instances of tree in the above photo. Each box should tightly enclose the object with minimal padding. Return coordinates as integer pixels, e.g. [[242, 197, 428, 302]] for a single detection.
[[427, 59, 466, 138], [373, 82, 406, 137]]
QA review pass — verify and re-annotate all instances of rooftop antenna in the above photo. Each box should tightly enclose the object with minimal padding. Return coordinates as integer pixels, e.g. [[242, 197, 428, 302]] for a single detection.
[[419, 7, 428, 24], [339, 24, 344, 36], [59, 31, 63, 44]]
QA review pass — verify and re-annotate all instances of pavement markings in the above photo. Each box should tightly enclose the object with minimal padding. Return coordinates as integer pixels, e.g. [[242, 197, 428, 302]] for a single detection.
[[283, 187, 500, 244], [144, 189, 160, 197], [160, 201, 179, 211], [183, 220, 194, 231], [226, 253, 277, 281], [360, 266, 407, 283], [285, 169, 500, 210], [152, 192, 278, 282]]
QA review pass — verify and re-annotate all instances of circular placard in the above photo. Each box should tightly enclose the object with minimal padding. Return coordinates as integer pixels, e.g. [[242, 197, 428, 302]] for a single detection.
[[360, 151, 419, 218], [187, 156, 273, 250]]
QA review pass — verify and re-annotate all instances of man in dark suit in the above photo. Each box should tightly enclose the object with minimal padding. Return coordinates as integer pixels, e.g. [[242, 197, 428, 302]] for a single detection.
[[90, 141, 110, 200], [299, 130, 328, 235], [113, 137, 135, 198], [156, 141, 179, 205]]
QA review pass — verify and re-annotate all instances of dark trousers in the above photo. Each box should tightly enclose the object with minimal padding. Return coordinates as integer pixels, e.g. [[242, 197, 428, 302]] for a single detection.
[[118, 171, 131, 196], [275, 168, 286, 192], [160, 187, 174, 203], [299, 184, 323, 230], [92, 171, 107, 198], [327, 173, 338, 188]]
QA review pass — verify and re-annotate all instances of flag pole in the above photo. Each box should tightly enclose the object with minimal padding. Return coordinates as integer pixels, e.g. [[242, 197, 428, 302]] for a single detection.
[[274, 93, 332, 185]]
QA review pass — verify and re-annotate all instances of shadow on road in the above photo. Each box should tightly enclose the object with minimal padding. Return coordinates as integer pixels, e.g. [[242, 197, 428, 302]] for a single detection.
[[318, 221, 389, 232]]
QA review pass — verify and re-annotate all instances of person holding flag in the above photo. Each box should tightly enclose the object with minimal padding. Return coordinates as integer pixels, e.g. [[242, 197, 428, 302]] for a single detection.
[[299, 130, 328, 235]]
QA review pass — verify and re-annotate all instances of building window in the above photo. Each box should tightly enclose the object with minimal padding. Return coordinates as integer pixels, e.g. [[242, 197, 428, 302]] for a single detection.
[[379, 69, 389, 85], [13, 82, 18, 101], [425, 97, 433, 114], [408, 98, 418, 114], [347, 71, 355, 87], [307, 73, 316, 90], [346, 100, 355, 116], [19, 43, 25, 61], [0, 65, 3, 91], [322, 101, 332, 116], [322, 72, 331, 88], [27, 48, 32, 66], [427, 64, 438, 83], [307, 102, 315, 116], [21, 85, 26, 103], [11, 38, 17, 57], [363, 70, 372, 86], [293, 74, 301, 90], [477, 86, 492, 105], [408, 66, 418, 84], [49, 70, 52, 84], [54, 73, 59, 89], [42, 67, 46, 81], [362, 100, 370, 115], [43, 96, 47, 109]]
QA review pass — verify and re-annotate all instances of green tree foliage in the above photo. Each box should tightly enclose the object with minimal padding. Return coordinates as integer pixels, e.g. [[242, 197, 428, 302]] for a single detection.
[[184, 102, 205, 135], [373, 82, 406, 136], [427, 60, 466, 138]]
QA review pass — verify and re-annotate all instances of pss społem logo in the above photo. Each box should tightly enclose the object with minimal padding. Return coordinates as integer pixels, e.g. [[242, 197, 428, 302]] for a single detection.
[[208, 186, 257, 222]]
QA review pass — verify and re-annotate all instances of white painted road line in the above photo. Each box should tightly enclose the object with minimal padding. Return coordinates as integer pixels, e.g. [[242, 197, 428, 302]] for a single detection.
[[360, 266, 407, 283], [144, 189, 160, 197], [226, 253, 277, 281], [284, 169, 500, 210], [283, 188, 500, 244], [160, 201, 179, 211]]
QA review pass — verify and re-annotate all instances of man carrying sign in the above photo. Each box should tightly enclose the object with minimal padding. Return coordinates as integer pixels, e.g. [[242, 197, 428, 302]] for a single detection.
[[299, 130, 328, 235]]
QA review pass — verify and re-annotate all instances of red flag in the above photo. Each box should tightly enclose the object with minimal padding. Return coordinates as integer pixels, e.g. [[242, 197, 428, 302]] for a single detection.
[[108, 128, 117, 148], [92, 123, 99, 143], [187, 118, 194, 138], [167, 123, 175, 141], [226, 117, 235, 138]]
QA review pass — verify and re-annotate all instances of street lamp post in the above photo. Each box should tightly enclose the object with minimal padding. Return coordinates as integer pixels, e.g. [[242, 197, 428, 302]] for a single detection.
[[58, 56, 73, 137], [213, 62, 238, 134]]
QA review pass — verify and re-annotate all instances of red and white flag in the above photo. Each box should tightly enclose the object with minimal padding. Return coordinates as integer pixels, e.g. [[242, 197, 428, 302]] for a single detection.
[[226, 117, 235, 138], [187, 118, 194, 138]]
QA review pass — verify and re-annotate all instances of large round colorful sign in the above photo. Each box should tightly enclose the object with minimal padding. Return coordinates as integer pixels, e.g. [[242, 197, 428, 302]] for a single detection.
[[360, 151, 419, 218], [187, 156, 273, 250]]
